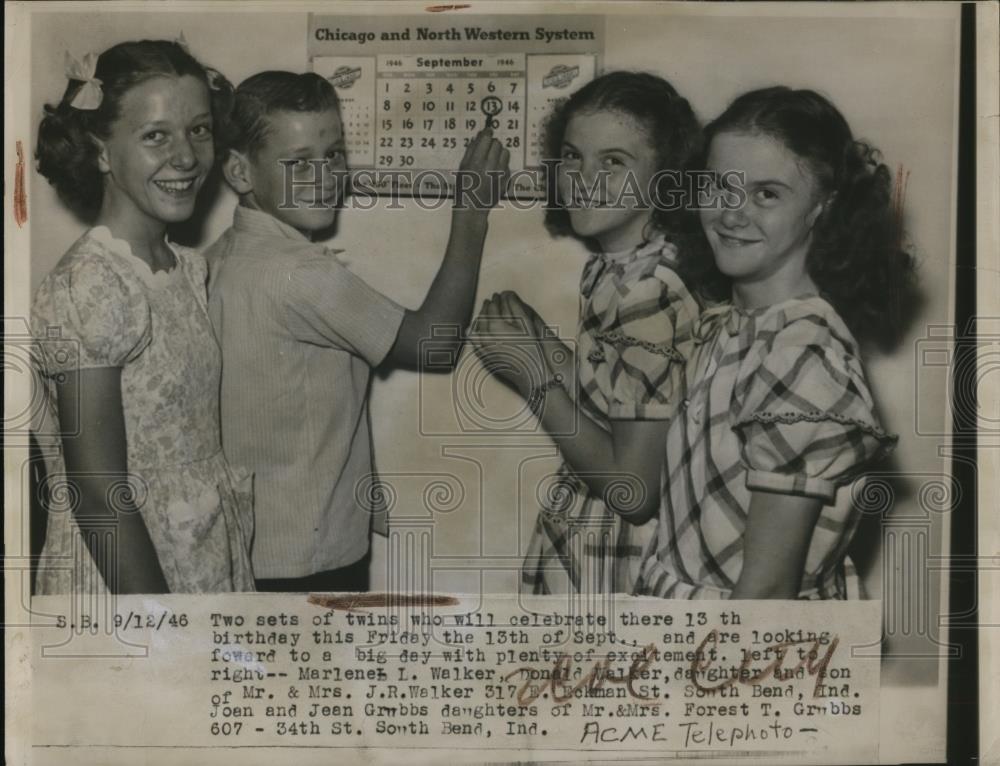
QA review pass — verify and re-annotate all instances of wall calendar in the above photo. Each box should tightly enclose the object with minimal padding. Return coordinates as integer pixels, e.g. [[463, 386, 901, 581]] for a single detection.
[[309, 15, 605, 197]]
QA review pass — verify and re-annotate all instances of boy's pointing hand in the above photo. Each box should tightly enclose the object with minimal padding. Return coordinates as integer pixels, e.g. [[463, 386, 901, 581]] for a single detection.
[[455, 127, 510, 211]]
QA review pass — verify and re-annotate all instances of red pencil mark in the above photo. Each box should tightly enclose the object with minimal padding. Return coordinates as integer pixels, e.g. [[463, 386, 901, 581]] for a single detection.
[[14, 140, 28, 227], [308, 592, 458, 612], [690, 628, 840, 699], [426, 4, 470, 11], [504, 643, 658, 706]]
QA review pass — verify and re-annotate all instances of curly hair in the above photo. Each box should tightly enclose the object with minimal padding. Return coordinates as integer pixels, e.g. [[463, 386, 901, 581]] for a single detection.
[[36, 39, 234, 221], [222, 71, 340, 158], [541, 71, 702, 248], [681, 86, 917, 346]]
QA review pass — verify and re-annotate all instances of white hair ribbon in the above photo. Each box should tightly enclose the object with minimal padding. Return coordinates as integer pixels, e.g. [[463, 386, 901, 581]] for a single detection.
[[65, 51, 103, 110]]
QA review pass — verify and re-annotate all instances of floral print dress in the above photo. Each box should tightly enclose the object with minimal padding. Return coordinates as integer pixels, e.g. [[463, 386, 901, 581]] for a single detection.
[[31, 226, 254, 593]]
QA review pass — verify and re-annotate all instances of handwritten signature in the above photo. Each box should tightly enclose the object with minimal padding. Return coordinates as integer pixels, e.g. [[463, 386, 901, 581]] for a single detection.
[[503, 628, 840, 706], [691, 629, 839, 699], [503, 644, 657, 706]]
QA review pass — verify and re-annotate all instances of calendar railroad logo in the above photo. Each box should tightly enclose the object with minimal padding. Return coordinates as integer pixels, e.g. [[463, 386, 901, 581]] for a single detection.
[[542, 64, 580, 90], [329, 65, 363, 90]]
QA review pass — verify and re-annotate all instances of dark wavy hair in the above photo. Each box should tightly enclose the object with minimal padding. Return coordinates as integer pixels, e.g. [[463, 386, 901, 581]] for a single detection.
[[36, 40, 234, 221], [682, 86, 917, 347], [222, 71, 340, 158], [542, 71, 702, 248]]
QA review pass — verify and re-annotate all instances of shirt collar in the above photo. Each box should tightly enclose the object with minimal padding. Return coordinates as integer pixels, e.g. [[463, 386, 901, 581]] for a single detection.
[[599, 233, 670, 265], [232, 204, 312, 243], [580, 234, 674, 298], [693, 294, 831, 344], [230, 204, 349, 262]]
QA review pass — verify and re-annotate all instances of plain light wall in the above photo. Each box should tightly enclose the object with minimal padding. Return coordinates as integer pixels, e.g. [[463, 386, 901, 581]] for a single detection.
[[27, 6, 958, 639]]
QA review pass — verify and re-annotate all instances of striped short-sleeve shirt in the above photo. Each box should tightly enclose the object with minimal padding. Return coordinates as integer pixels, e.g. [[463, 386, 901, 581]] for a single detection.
[[207, 206, 405, 578], [634, 295, 896, 600]]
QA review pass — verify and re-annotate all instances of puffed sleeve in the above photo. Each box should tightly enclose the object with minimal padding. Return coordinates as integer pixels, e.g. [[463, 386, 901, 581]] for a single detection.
[[282, 251, 405, 366], [731, 341, 896, 503], [594, 266, 698, 420], [31, 251, 152, 374]]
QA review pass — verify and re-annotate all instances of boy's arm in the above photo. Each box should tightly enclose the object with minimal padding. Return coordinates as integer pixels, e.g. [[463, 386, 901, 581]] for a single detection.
[[383, 128, 509, 369]]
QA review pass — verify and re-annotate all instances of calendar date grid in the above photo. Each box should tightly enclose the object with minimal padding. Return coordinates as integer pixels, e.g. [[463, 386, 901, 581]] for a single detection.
[[375, 72, 526, 173]]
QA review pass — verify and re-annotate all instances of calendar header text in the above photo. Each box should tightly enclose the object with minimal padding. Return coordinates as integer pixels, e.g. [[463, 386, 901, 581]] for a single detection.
[[314, 26, 598, 46]]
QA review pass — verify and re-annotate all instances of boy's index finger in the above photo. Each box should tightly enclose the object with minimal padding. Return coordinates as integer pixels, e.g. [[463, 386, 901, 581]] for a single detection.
[[461, 131, 480, 165], [469, 131, 495, 168], [460, 124, 488, 160], [485, 139, 504, 167], [468, 123, 489, 147], [461, 130, 481, 163]]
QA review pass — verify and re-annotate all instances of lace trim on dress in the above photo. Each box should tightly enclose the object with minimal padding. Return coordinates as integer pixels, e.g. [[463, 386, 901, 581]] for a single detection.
[[88, 226, 181, 288], [738, 410, 897, 445], [591, 329, 686, 362]]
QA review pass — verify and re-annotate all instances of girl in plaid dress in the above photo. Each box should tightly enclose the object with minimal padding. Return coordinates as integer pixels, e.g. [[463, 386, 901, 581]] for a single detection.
[[635, 87, 915, 600], [474, 73, 703, 595]]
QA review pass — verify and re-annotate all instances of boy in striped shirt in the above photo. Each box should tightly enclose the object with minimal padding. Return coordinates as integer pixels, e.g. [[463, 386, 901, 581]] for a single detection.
[[207, 71, 508, 592]]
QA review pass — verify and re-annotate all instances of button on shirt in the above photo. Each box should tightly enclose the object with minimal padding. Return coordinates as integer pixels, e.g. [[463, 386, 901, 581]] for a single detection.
[[207, 206, 405, 578]]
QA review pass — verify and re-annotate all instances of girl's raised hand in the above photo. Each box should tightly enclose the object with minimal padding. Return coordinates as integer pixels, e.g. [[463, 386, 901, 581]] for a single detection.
[[473, 292, 524, 344], [471, 292, 547, 398], [496, 291, 575, 386], [496, 291, 541, 335]]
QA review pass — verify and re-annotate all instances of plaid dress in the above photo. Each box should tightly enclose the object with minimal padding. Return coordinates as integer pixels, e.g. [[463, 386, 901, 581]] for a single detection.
[[634, 295, 896, 600], [521, 235, 700, 595]]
